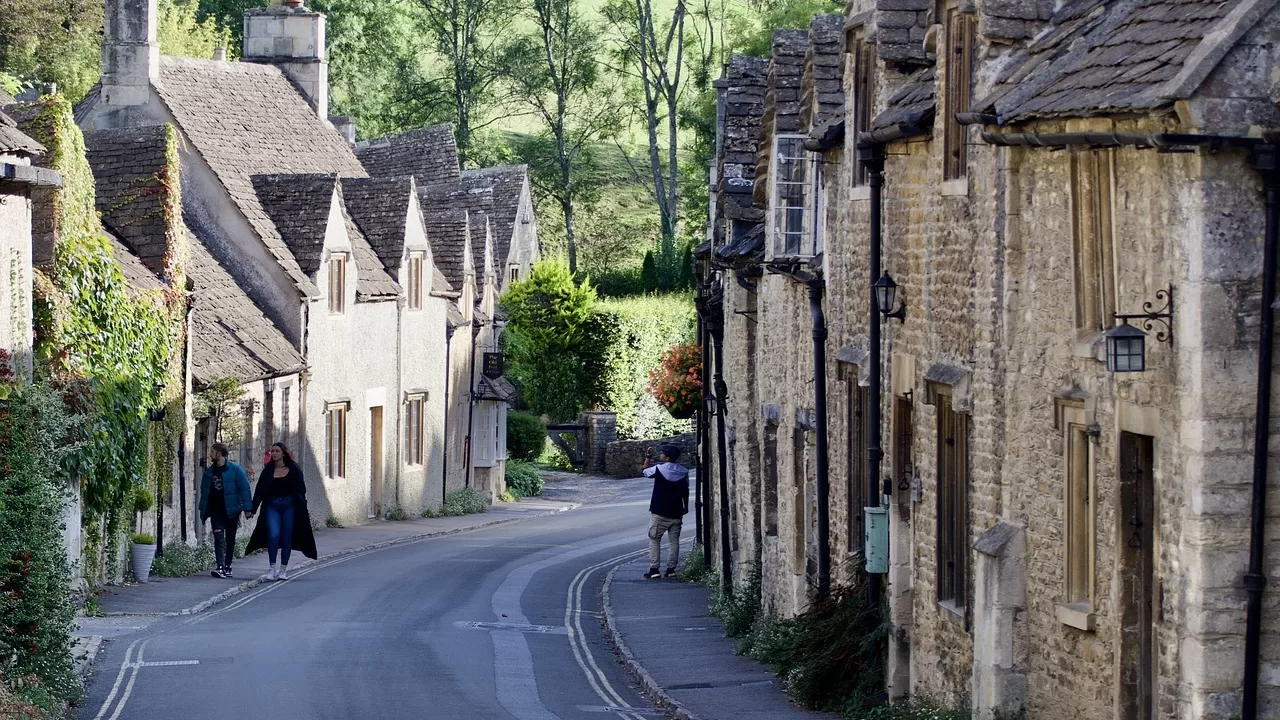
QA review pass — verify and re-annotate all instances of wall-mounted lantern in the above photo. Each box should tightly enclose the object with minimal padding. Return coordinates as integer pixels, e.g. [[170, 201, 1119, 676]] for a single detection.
[[873, 271, 907, 322], [704, 394, 719, 417], [1105, 284, 1174, 373]]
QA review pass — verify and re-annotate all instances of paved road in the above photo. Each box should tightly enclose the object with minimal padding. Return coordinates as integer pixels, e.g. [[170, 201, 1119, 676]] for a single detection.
[[80, 485, 669, 720]]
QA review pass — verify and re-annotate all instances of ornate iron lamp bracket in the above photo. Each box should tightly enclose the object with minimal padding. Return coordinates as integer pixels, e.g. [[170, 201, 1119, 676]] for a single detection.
[[1114, 284, 1174, 347]]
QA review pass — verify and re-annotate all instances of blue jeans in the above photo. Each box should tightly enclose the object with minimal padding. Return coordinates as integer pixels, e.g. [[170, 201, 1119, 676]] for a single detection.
[[265, 496, 295, 566]]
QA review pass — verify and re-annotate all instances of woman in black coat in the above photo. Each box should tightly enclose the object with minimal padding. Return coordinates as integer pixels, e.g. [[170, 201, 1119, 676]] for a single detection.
[[246, 442, 317, 579]]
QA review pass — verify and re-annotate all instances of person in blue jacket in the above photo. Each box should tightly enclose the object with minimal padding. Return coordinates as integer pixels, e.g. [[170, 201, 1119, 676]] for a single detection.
[[199, 443, 254, 579], [641, 444, 690, 579]]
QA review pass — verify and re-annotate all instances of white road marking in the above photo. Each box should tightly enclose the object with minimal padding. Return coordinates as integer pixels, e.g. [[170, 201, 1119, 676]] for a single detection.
[[107, 638, 148, 720], [92, 639, 138, 720], [137, 660, 200, 667]]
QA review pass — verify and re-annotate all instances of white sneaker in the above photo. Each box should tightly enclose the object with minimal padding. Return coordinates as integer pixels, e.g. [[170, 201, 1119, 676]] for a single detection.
[[278, 566, 288, 580], [268, 564, 278, 581]]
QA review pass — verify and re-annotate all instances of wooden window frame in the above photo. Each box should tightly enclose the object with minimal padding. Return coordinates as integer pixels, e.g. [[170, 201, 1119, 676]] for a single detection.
[[328, 252, 348, 315], [325, 402, 348, 478], [849, 29, 875, 187], [768, 135, 813, 260], [942, 4, 975, 182], [510, 266, 521, 284], [405, 394, 425, 466], [407, 253, 424, 311], [1061, 404, 1096, 608], [935, 389, 969, 609], [1070, 149, 1118, 334]]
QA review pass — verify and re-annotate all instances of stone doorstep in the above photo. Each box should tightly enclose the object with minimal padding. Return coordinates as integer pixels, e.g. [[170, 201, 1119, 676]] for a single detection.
[[85, 501, 581, 619]]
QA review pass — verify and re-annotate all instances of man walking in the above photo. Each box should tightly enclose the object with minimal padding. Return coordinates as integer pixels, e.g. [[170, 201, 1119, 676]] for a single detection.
[[642, 444, 689, 579], [200, 443, 253, 579]]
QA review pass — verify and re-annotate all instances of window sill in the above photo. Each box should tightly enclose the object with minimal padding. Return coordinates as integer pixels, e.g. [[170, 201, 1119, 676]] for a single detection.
[[941, 179, 968, 197], [849, 186, 872, 201], [1056, 602, 1096, 632], [937, 599, 966, 627]]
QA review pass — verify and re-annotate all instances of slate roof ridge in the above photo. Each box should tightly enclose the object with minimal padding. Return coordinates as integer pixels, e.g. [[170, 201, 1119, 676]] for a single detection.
[[251, 172, 339, 278], [356, 123, 461, 185]]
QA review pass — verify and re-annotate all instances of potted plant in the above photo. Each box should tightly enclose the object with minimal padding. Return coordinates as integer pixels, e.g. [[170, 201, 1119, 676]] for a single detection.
[[647, 343, 703, 420], [130, 533, 156, 583]]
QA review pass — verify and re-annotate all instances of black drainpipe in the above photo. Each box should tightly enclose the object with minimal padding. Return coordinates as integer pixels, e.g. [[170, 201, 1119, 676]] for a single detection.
[[807, 276, 831, 599], [1243, 141, 1278, 720], [464, 316, 481, 489], [862, 140, 887, 606], [442, 321, 456, 503], [709, 293, 733, 591], [701, 304, 711, 545]]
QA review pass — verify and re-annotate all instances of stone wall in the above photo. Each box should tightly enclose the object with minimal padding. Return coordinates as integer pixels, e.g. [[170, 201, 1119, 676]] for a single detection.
[[605, 433, 696, 478]]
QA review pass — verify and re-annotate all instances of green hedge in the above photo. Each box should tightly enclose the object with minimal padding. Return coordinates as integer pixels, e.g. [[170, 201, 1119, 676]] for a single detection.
[[506, 411, 547, 461], [595, 294, 696, 440], [504, 461, 544, 498]]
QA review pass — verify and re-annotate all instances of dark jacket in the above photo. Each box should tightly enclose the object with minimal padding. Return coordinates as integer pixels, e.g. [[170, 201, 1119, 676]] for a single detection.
[[245, 464, 318, 560], [199, 461, 252, 520], [644, 462, 690, 519]]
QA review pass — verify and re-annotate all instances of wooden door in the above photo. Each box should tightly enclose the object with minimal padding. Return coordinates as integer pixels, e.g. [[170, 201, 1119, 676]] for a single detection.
[[369, 407, 384, 518], [1119, 432, 1156, 720]]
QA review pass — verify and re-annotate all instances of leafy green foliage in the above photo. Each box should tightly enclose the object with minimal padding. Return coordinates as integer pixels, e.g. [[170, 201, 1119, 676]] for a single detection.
[[23, 98, 183, 585], [326, 514, 344, 529], [424, 488, 491, 516], [677, 543, 710, 583], [192, 376, 246, 445], [502, 261, 602, 422], [506, 411, 547, 461], [386, 506, 409, 521], [594, 294, 694, 439], [158, 0, 231, 59], [130, 533, 155, 545], [0, 0, 102, 101], [504, 461, 543, 498], [0, 384, 82, 712], [150, 542, 215, 577], [853, 698, 973, 720]]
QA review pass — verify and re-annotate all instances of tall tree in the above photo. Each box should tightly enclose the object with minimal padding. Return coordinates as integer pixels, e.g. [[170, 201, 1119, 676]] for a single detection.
[[603, 0, 709, 257], [0, 0, 101, 100], [507, 0, 618, 273], [414, 0, 517, 166]]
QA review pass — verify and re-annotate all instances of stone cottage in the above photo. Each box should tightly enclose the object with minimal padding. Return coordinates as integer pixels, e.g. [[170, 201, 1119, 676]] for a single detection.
[[74, 0, 471, 526], [703, 1, 1280, 718], [358, 126, 540, 500]]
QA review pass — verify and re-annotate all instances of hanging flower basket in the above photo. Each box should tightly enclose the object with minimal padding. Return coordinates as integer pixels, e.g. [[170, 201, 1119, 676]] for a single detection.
[[647, 344, 703, 420]]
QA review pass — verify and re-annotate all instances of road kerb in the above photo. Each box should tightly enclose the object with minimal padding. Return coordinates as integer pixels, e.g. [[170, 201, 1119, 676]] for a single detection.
[[100, 503, 581, 618], [601, 564, 701, 720]]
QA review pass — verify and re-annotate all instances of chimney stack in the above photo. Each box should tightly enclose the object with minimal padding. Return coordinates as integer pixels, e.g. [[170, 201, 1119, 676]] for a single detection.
[[242, 1, 328, 119], [101, 0, 159, 110], [330, 116, 356, 145], [213, 45, 227, 61]]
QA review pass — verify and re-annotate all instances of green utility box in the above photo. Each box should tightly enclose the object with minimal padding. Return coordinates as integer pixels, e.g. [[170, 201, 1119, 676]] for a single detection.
[[864, 506, 889, 574]]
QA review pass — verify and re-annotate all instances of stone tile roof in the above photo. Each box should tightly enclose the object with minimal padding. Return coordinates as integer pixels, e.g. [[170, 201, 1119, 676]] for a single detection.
[[355, 124, 460, 185], [423, 208, 470, 291], [187, 228, 305, 384], [155, 56, 369, 296], [870, 67, 936, 135], [467, 210, 492, 279], [459, 165, 527, 267], [432, 265, 454, 294], [251, 173, 400, 301], [109, 236, 166, 297], [445, 302, 467, 328], [0, 108, 43, 156], [976, 0, 1253, 124], [755, 29, 808, 207], [84, 126, 172, 278], [340, 177, 413, 276], [802, 15, 845, 135]]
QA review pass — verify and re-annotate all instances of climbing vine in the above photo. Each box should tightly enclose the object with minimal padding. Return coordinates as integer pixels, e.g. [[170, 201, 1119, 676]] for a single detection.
[[22, 97, 187, 584]]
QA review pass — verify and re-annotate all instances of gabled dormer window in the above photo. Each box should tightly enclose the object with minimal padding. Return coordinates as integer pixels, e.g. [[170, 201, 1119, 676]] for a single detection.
[[407, 253, 424, 311], [328, 252, 348, 315], [768, 135, 814, 260]]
